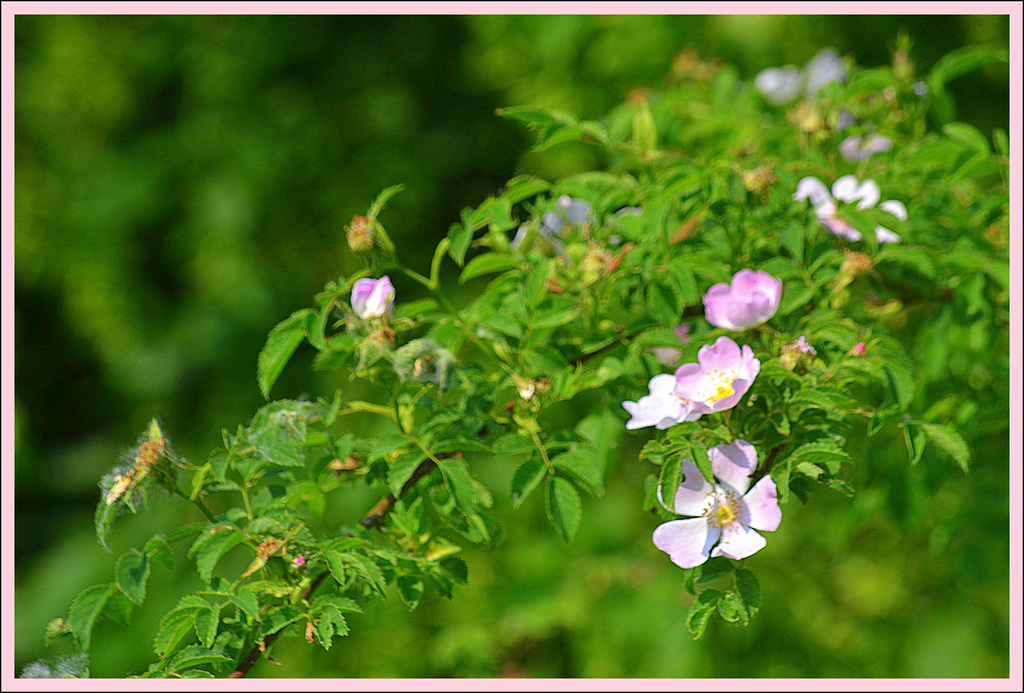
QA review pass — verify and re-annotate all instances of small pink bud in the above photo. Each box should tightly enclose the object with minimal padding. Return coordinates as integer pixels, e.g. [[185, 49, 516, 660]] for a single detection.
[[853, 341, 866, 357], [293, 555, 306, 567]]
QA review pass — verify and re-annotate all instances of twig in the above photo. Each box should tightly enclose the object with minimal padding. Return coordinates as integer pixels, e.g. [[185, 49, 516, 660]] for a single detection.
[[361, 457, 439, 529]]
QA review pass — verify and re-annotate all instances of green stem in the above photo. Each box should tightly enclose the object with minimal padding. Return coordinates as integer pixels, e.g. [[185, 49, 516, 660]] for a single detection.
[[172, 486, 217, 522]]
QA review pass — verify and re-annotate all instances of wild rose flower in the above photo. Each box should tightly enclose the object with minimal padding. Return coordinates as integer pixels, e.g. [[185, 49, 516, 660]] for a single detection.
[[780, 335, 816, 371], [703, 269, 783, 331], [351, 275, 395, 320], [793, 175, 905, 244], [755, 48, 846, 105], [839, 133, 893, 162], [674, 336, 760, 415], [622, 374, 702, 430], [652, 440, 781, 568], [754, 65, 803, 105]]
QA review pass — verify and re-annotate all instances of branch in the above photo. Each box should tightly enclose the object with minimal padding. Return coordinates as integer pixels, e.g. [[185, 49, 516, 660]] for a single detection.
[[227, 456, 441, 678]]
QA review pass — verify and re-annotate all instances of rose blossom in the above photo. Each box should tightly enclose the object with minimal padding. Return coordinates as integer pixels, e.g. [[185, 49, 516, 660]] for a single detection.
[[622, 374, 702, 430], [793, 175, 905, 244], [653, 440, 782, 568], [674, 336, 760, 415], [703, 269, 783, 331]]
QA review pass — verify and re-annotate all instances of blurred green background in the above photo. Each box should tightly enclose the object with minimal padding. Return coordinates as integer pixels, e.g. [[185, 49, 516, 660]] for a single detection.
[[14, 14, 1010, 678]]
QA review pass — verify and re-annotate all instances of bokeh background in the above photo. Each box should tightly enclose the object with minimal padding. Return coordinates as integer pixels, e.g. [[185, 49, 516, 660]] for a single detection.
[[13, 14, 1011, 678]]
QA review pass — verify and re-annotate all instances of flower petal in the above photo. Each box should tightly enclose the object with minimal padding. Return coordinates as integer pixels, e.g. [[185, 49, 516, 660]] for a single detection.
[[709, 440, 758, 495], [711, 522, 767, 561], [879, 199, 907, 221], [875, 226, 902, 244], [854, 179, 881, 209], [670, 458, 715, 516], [653, 517, 720, 569], [740, 476, 782, 532], [831, 175, 861, 203], [793, 177, 831, 206], [698, 336, 742, 372]]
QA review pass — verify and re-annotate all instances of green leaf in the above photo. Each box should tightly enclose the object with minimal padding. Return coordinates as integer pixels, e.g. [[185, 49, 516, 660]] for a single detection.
[[397, 576, 425, 610], [257, 309, 311, 400], [459, 252, 517, 283], [437, 456, 478, 516], [686, 589, 722, 639], [447, 222, 472, 266], [920, 422, 971, 472], [553, 450, 604, 497], [545, 477, 582, 541], [696, 556, 734, 584], [734, 569, 761, 619], [68, 583, 112, 652], [314, 605, 349, 649], [190, 528, 243, 583], [510, 456, 546, 508], [229, 587, 261, 622], [102, 588, 135, 627], [903, 422, 927, 466], [168, 645, 233, 673], [717, 591, 748, 624], [387, 451, 428, 497], [144, 535, 175, 571], [344, 552, 388, 596], [942, 122, 990, 155], [115, 550, 151, 605], [153, 596, 209, 657], [658, 454, 683, 513], [439, 556, 469, 585], [501, 175, 550, 204], [193, 602, 220, 648], [367, 183, 406, 220], [928, 45, 1007, 90]]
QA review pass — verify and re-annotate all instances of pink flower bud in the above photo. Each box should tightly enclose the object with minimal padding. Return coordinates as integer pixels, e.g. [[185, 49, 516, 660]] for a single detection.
[[703, 269, 782, 331], [351, 276, 395, 320]]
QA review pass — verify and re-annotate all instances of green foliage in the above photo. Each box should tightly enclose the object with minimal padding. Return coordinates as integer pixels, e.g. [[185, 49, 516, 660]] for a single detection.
[[35, 35, 1009, 678]]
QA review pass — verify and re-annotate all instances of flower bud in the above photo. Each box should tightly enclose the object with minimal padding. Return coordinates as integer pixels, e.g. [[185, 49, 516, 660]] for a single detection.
[[351, 276, 395, 320], [345, 214, 375, 253]]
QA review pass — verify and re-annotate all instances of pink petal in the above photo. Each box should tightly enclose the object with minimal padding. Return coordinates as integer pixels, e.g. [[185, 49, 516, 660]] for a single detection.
[[711, 523, 767, 561], [653, 518, 720, 569], [698, 336, 742, 372], [671, 458, 715, 516], [740, 476, 782, 532], [709, 440, 758, 495]]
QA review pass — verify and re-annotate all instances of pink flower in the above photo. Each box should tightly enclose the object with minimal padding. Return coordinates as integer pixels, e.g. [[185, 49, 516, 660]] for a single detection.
[[351, 275, 395, 320], [703, 269, 783, 331], [674, 336, 760, 415], [293, 555, 306, 567], [853, 341, 866, 357], [622, 374, 702, 430], [793, 175, 905, 244], [653, 440, 781, 568]]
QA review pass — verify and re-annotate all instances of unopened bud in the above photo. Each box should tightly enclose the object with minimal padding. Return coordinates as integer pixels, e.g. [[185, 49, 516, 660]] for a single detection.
[[345, 214, 375, 253]]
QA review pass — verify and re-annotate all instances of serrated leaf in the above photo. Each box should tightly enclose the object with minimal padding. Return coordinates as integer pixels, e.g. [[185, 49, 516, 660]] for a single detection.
[[459, 253, 517, 284], [439, 556, 468, 585], [545, 477, 582, 541], [788, 442, 852, 476], [193, 602, 220, 648], [552, 450, 604, 497], [257, 309, 311, 400], [510, 456, 546, 508], [154, 596, 209, 657], [190, 528, 243, 583], [658, 454, 683, 513], [168, 645, 233, 673], [397, 576, 425, 610], [735, 569, 761, 617], [101, 588, 135, 627], [387, 451, 428, 497], [686, 589, 722, 639], [314, 604, 349, 650], [68, 583, 112, 652], [717, 591, 748, 623], [343, 553, 388, 596], [502, 175, 550, 204], [229, 587, 261, 622], [920, 422, 971, 472], [437, 457, 478, 515], [115, 550, 150, 605]]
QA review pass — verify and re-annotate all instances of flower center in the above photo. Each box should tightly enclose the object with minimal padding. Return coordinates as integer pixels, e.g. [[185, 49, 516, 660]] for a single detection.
[[701, 368, 738, 403], [705, 488, 742, 528]]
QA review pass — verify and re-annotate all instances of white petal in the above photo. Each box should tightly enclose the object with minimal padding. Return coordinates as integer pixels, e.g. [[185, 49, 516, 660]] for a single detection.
[[879, 199, 907, 221], [831, 175, 861, 203], [793, 177, 831, 206], [709, 440, 758, 495], [653, 518, 720, 569], [854, 179, 881, 209]]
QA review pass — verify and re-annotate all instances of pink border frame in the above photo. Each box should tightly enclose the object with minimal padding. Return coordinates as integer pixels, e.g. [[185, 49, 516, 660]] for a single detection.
[[2, 3, 1021, 691]]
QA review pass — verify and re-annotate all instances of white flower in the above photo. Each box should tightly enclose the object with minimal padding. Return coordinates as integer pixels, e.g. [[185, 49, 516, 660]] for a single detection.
[[755, 48, 846, 105], [793, 175, 905, 244], [622, 373, 702, 430]]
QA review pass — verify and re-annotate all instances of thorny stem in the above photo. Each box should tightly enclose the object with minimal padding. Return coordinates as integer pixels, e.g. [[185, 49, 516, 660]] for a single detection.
[[228, 455, 443, 678]]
